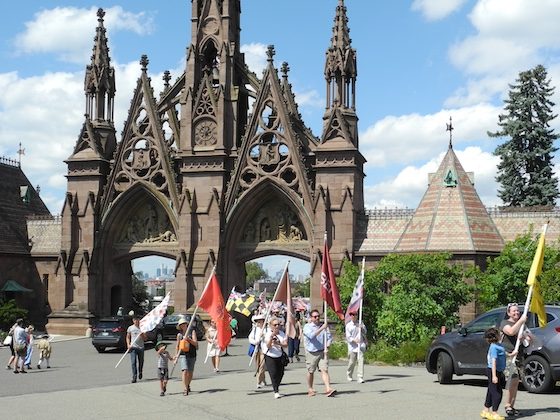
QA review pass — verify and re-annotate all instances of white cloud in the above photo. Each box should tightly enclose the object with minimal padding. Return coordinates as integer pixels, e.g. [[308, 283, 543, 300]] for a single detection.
[[447, 0, 560, 105], [13, 6, 154, 64], [241, 42, 268, 76], [359, 104, 501, 169], [411, 0, 467, 21], [294, 89, 322, 109], [365, 146, 501, 209]]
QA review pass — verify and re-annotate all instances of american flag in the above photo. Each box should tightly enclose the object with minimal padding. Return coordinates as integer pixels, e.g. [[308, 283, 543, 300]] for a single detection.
[[345, 257, 365, 324], [139, 292, 171, 333]]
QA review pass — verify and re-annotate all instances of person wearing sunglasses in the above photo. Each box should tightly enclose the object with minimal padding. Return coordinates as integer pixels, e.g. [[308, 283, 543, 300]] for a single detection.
[[499, 303, 529, 417], [261, 317, 288, 399], [302, 310, 336, 397]]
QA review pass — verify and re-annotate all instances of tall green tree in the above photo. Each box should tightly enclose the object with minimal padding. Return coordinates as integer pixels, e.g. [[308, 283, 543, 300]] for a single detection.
[[489, 64, 559, 206], [474, 231, 560, 310]]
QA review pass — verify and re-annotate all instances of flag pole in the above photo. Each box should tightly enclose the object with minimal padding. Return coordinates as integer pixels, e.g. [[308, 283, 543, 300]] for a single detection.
[[249, 260, 290, 367], [512, 222, 548, 363], [357, 256, 365, 368], [170, 266, 216, 376]]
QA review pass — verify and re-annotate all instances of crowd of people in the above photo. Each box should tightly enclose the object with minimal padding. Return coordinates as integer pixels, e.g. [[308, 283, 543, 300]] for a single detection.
[[5, 318, 52, 373]]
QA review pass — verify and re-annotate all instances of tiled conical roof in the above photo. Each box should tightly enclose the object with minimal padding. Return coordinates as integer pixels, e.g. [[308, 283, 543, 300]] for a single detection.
[[395, 145, 504, 252]]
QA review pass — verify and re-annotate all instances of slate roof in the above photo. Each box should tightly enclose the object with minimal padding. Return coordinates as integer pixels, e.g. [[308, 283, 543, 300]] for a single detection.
[[0, 159, 52, 255], [395, 146, 504, 252]]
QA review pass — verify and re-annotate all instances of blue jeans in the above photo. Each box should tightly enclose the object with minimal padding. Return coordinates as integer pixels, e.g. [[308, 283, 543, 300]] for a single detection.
[[288, 338, 300, 358], [129, 347, 144, 379]]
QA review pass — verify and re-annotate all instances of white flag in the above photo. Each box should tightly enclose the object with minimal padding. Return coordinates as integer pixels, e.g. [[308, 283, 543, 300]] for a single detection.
[[139, 292, 170, 333]]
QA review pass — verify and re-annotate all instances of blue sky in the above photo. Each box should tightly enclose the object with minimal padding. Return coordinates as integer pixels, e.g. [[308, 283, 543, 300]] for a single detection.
[[2, 0, 560, 278]]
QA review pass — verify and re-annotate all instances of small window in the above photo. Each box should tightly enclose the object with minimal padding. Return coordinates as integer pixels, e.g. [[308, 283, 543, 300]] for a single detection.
[[467, 312, 502, 334]]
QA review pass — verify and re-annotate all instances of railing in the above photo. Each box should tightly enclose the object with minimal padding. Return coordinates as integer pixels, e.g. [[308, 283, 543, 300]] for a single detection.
[[0, 156, 20, 167], [486, 206, 560, 218], [27, 214, 62, 222], [364, 208, 415, 219]]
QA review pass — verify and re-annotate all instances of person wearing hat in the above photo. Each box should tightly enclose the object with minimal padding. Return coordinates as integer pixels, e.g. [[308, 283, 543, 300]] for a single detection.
[[345, 312, 367, 383], [155, 342, 174, 396], [36, 334, 52, 369], [126, 315, 147, 383], [249, 313, 267, 389], [174, 315, 198, 395]]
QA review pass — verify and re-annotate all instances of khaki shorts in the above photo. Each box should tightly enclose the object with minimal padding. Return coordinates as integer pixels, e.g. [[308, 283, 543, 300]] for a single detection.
[[305, 350, 329, 374]]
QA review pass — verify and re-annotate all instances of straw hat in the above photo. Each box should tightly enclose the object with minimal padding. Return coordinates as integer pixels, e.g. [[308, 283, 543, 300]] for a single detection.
[[176, 316, 188, 330], [252, 314, 265, 322]]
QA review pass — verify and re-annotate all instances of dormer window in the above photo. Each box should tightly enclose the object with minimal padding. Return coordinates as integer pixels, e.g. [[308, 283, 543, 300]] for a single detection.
[[444, 169, 457, 187]]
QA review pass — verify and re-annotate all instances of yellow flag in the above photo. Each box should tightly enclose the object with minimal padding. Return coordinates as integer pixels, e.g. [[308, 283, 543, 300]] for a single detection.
[[527, 228, 547, 328]]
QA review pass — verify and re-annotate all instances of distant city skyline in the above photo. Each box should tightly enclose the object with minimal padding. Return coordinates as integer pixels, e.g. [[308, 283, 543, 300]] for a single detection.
[[132, 255, 310, 280]]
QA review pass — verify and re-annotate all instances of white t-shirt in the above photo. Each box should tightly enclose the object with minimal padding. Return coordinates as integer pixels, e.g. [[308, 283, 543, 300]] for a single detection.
[[261, 330, 286, 358], [345, 320, 367, 353], [127, 324, 144, 349]]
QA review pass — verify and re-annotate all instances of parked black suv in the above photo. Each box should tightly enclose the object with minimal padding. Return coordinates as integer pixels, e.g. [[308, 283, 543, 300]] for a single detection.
[[425, 305, 560, 393], [158, 314, 206, 341], [91, 316, 163, 353]]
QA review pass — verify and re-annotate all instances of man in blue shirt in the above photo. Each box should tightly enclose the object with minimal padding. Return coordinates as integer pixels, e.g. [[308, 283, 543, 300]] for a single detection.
[[302, 309, 336, 397]]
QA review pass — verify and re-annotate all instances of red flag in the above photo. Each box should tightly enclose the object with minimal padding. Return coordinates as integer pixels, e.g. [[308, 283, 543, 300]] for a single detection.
[[321, 239, 344, 320], [274, 268, 296, 338], [197, 273, 232, 351]]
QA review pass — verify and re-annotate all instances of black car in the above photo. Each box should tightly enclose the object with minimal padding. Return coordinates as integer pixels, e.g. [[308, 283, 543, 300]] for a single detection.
[[425, 305, 560, 393], [91, 316, 162, 353], [158, 314, 206, 341]]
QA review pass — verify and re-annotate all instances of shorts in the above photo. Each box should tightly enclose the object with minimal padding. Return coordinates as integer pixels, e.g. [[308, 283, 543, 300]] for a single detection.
[[305, 350, 329, 374], [179, 355, 196, 372], [158, 368, 169, 380], [14, 343, 27, 357], [504, 356, 520, 387]]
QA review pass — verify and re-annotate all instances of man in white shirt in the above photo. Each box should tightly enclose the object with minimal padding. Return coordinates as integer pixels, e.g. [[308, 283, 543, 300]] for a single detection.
[[345, 312, 367, 383], [126, 316, 146, 383]]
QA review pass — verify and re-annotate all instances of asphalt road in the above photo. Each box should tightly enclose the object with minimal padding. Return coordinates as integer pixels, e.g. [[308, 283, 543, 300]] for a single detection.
[[1, 337, 559, 419]]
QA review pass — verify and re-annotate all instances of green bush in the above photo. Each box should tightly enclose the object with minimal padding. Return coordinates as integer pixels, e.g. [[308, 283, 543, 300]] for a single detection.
[[0, 299, 27, 331], [367, 336, 432, 365]]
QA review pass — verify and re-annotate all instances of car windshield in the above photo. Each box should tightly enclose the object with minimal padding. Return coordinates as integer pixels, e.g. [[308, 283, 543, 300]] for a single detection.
[[96, 321, 122, 328]]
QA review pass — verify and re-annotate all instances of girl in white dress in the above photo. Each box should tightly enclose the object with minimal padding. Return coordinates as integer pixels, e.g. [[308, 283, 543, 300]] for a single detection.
[[206, 320, 221, 372]]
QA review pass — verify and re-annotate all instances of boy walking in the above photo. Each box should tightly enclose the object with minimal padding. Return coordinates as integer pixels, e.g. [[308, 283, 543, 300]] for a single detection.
[[156, 342, 174, 396]]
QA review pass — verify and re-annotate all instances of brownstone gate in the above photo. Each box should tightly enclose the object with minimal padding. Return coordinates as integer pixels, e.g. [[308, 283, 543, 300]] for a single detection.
[[47, 2, 365, 333]]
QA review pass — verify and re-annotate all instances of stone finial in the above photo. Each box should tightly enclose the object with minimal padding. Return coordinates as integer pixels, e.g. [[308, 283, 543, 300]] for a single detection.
[[163, 70, 171, 88], [266, 45, 275, 62], [97, 8, 105, 23], [140, 55, 149, 72], [281, 62, 290, 79]]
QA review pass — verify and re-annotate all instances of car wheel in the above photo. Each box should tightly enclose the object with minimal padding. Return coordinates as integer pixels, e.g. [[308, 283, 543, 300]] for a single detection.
[[155, 331, 164, 343], [522, 355, 553, 393], [95, 346, 105, 353], [436, 352, 453, 384]]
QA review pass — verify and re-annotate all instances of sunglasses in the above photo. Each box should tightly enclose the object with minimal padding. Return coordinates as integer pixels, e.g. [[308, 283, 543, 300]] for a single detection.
[[507, 303, 519, 309]]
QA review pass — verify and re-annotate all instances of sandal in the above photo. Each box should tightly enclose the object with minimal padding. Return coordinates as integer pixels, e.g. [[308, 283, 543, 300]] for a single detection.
[[307, 389, 316, 397], [325, 389, 336, 397], [183, 389, 189, 396], [505, 406, 519, 416]]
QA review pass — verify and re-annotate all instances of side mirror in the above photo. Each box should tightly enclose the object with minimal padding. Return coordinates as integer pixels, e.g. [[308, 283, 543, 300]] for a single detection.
[[458, 327, 468, 336]]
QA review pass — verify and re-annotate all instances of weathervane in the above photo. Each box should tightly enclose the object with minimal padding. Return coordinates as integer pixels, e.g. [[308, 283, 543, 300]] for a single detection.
[[17, 142, 25, 166], [446, 116, 454, 149]]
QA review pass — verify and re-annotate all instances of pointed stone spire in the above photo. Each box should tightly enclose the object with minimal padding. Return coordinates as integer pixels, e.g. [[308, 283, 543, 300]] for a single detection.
[[84, 8, 115, 122], [324, 0, 357, 110]]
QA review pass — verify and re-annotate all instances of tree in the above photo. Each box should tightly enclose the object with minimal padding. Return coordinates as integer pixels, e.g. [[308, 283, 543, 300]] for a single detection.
[[373, 253, 472, 345], [245, 261, 267, 287], [475, 231, 560, 310], [131, 273, 150, 315], [489, 64, 559, 206]]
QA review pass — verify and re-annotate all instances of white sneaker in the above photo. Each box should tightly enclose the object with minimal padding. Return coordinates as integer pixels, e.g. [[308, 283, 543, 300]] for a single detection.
[[358, 378, 364, 383], [347, 375, 353, 382], [256, 383, 263, 389], [274, 392, 281, 399]]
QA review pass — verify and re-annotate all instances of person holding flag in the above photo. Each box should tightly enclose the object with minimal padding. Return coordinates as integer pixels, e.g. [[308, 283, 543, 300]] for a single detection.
[[345, 312, 367, 383], [345, 257, 367, 383], [303, 309, 336, 397], [127, 315, 147, 383], [175, 316, 198, 396]]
